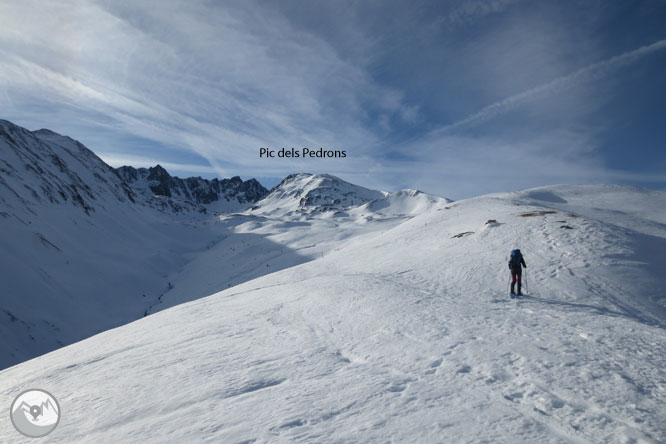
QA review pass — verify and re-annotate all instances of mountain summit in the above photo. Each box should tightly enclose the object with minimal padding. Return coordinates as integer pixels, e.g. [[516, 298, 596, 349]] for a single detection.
[[0, 119, 136, 216], [249, 173, 386, 216]]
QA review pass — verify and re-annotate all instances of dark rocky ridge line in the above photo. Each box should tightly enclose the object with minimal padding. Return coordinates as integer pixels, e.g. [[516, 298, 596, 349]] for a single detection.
[[117, 165, 268, 211], [0, 119, 269, 216]]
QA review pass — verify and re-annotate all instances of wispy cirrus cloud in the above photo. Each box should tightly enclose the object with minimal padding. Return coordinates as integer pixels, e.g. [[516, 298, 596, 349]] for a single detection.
[[430, 38, 666, 136], [1, 1, 665, 198], [446, 0, 523, 26], [0, 0, 408, 177], [374, 34, 666, 197]]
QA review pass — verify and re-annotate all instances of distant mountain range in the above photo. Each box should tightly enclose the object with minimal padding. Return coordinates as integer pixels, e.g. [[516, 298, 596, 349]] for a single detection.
[[249, 172, 448, 218], [0, 120, 269, 216]]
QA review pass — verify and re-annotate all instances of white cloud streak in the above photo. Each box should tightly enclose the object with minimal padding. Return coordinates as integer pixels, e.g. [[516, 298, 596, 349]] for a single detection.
[[0, 0, 405, 178], [432, 39, 666, 135], [447, 0, 523, 26]]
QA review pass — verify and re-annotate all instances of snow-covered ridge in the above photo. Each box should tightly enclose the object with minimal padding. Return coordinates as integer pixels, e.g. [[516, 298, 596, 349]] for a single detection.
[[352, 188, 453, 218], [249, 173, 451, 218], [0, 119, 136, 216]]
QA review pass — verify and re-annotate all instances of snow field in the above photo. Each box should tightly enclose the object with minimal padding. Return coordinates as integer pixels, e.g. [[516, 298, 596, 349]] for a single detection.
[[1, 185, 665, 443]]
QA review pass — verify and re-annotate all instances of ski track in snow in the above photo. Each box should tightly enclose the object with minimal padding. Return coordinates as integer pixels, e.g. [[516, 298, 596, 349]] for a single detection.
[[1, 185, 665, 443]]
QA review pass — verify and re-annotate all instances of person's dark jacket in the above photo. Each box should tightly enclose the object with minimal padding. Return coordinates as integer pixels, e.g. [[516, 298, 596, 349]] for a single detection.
[[508, 255, 526, 272]]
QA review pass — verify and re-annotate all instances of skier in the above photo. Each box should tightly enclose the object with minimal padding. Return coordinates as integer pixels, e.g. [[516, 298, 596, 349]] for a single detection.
[[508, 249, 527, 296]]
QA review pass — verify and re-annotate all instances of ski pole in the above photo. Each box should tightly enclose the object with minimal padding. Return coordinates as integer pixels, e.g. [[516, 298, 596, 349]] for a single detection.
[[524, 267, 528, 294]]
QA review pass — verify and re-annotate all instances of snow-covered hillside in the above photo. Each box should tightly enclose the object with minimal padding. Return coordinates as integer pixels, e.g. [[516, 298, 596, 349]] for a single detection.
[[0, 120, 450, 370], [2, 184, 664, 443], [0, 120, 272, 369], [0, 120, 224, 368], [151, 175, 449, 312], [0, 121, 136, 213]]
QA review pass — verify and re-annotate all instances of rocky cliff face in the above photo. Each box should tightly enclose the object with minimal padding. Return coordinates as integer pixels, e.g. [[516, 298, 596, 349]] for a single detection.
[[117, 165, 268, 213]]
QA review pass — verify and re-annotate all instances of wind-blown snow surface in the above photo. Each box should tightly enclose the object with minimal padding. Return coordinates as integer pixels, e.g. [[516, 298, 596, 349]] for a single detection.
[[2, 185, 666, 443]]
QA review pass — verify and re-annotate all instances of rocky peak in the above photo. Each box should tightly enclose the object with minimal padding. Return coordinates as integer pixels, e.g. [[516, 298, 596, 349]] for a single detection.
[[117, 165, 269, 212]]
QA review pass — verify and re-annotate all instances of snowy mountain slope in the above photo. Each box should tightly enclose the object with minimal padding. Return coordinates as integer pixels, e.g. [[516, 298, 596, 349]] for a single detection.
[[350, 188, 452, 219], [117, 165, 268, 214], [516, 185, 666, 237], [1, 185, 664, 443], [1, 120, 446, 370], [150, 182, 450, 312], [0, 121, 135, 214], [0, 120, 231, 369]]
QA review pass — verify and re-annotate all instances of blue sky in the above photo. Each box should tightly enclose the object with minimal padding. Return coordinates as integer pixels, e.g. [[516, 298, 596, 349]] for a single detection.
[[1, 0, 665, 199]]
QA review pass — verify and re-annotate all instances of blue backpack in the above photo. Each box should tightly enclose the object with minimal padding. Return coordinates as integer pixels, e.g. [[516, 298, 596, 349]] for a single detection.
[[510, 249, 522, 267]]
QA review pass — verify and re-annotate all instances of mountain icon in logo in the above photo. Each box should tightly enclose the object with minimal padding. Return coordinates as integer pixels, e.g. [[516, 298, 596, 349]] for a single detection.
[[10, 389, 60, 438]]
